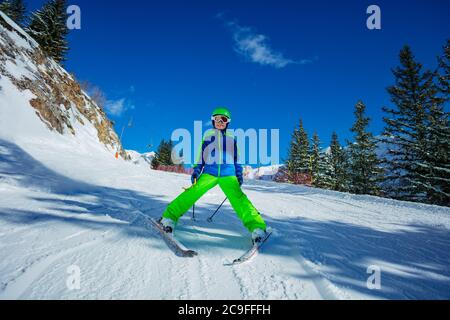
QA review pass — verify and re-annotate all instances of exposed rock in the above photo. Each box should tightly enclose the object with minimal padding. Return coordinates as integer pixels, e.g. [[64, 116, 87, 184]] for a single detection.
[[0, 11, 126, 158]]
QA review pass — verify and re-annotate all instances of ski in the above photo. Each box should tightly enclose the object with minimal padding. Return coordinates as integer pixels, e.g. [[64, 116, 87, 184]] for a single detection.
[[149, 218, 198, 258], [224, 230, 272, 266]]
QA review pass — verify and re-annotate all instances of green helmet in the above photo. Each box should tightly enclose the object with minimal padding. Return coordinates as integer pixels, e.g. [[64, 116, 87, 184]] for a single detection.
[[212, 107, 232, 121]]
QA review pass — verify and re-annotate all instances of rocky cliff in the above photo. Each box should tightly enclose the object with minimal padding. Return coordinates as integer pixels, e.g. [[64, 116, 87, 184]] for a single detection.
[[0, 11, 126, 158]]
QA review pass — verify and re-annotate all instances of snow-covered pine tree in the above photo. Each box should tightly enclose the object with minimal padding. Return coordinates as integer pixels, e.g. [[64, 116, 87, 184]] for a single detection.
[[287, 119, 311, 180], [382, 45, 438, 203], [0, 1, 12, 17], [287, 125, 300, 174], [419, 40, 450, 206], [309, 132, 330, 189], [151, 139, 175, 169], [0, 0, 26, 25], [328, 132, 349, 192], [348, 101, 383, 196], [27, 0, 68, 63], [437, 39, 450, 97], [311, 132, 320, 183]]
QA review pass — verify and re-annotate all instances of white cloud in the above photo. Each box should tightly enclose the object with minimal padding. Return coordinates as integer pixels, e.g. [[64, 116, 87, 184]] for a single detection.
[[222, 18, 311, 68], [105, 98, 126, 117]]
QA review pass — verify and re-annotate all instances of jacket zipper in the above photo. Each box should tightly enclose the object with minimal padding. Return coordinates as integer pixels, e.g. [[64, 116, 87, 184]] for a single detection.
[[217, 130, 222, 177]]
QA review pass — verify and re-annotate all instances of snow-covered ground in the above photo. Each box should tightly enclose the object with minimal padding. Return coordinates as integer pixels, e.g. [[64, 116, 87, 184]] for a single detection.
[[0, 132, 449, 299]]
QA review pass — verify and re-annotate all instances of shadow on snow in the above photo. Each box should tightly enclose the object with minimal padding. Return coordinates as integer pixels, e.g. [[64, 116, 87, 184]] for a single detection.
[[0, 139, 449, 299]]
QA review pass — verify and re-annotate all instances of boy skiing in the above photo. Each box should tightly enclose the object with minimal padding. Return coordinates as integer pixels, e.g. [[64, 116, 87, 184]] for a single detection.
[[158, 107, 268, 244]]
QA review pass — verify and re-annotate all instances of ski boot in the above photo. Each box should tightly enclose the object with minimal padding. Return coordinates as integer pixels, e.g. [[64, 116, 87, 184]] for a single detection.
[[252, 228, 267, 245], [159, 217, 175, 234]]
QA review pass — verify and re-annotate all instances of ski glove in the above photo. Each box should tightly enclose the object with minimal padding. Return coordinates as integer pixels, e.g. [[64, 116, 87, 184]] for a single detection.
[[191, 172, 199, 185], [191, 166, 202, 185]]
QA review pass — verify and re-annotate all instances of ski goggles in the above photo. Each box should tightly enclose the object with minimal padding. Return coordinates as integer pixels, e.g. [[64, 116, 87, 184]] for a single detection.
[[212, 115, 231, 124]]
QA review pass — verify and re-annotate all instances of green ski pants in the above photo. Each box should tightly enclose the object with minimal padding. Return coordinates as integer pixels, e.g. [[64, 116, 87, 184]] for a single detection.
[[163, 174, 267, 232]]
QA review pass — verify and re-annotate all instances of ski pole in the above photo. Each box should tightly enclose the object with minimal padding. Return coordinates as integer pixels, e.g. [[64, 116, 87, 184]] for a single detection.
[[182, 178, 197, 191], [207, 198, 228, 223]]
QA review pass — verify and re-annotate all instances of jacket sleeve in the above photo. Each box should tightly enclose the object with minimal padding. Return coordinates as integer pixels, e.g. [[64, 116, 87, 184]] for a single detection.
[[234, 139, 243, 180], [193, 139, 206, 176]]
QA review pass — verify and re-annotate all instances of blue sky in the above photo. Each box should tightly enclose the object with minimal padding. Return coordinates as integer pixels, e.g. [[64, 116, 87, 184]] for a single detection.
[[28, 0, 450, 163]]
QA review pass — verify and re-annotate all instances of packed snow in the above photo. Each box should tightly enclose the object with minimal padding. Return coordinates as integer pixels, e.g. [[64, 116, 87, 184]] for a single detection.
[[0, 11, 39, 50]]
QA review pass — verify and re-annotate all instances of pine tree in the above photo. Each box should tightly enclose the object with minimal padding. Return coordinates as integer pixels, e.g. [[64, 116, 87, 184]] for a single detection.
[[319, 152, 334, 190], [437, 39, 450, 98], [348, 101, 382, 195], [420, 40, 450, 206], [310, 132, 332, 189], [0, 1, 13, 18], [381, 45, 437, 202], [287, 126, 299, 174], [423, 102, 450, 205], [311, 132, 320, 183], [287, 119, 310, 175], [0, 0, 26, 25], [151, 139, 175, 169], [328, 132, 349, 192], [27, 0, 69, 63]]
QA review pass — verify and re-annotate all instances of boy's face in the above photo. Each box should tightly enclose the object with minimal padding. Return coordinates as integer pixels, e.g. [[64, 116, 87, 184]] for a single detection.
[[213, 116, 228, 130]]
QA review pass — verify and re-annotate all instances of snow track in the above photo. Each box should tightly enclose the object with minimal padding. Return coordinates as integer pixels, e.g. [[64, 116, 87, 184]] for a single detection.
[[0, 229, 117, 299], [0, 139, 449, 299]]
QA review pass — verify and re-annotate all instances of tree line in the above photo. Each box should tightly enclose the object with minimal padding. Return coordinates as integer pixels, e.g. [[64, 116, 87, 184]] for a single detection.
[[1, 0, 69, 63], [286, 41, 449, 207]]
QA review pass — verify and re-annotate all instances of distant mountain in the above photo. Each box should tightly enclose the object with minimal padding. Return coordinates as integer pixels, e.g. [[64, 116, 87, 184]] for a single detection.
[[243, 164, 283, 181], [126, 150, 156, 166]]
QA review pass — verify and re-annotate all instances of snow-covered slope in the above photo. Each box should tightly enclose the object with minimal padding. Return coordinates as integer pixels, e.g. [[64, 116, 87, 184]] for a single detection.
[[0, 11, 125, 159], [1, 136, 449, 300]]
